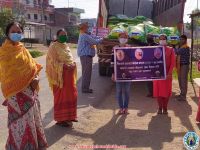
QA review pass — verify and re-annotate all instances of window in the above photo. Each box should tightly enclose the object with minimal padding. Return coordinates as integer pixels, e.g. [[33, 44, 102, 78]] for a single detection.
[[44, 15, 47, 21], [50, 14, 54, 21], [70, 15, 77, 23], [27, 14, 31, 19], [26, 0, 30, 4], [34, 14, 38, 20]]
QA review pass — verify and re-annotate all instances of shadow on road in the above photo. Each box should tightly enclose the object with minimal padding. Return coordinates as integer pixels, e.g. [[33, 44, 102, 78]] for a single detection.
[[91, 114, 184, 150], [42, 62, 197, 149]]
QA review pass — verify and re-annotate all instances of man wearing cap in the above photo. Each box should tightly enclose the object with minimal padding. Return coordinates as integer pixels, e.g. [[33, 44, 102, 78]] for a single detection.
[[77, 22, 103, 93]]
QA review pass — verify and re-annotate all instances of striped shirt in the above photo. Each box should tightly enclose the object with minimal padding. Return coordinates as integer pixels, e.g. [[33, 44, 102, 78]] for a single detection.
[[176, 45, 190, 65], [77, 33, 103, 57]]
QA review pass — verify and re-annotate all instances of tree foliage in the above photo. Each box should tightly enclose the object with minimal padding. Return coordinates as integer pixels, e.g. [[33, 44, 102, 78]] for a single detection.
[[0, 8, 26, 38], [0, 8, 14, 37]]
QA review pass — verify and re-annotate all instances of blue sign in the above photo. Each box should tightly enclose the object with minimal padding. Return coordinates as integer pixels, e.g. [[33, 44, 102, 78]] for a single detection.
[[114, 46, 166, 82]]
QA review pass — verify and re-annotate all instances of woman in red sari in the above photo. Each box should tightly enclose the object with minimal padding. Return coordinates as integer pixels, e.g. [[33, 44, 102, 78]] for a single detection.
[[153, 34, 175, 114], [46, 29, 77, 127]]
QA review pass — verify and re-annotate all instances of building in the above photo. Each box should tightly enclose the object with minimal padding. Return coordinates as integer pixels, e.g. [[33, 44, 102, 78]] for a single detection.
[[0, 0, 13, 8], [54, 8, 84, 27], [20, 0, 54, 25], [0, 1, 85, 43], [81, 18, 97, 27]]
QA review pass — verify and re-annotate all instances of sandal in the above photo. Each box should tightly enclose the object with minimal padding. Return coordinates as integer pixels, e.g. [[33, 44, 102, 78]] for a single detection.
[[157, 109, 162, 114], [163, 110, 168, 115], [71, 119, 78, 122], [117, 109, 124, 115], [56, 121, 73, 127], [123, 108, 129, 114]]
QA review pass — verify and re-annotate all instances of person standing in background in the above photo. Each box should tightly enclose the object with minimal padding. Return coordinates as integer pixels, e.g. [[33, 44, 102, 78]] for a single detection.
[[176, 35, 190, 101], [77, 22, 103, 93]]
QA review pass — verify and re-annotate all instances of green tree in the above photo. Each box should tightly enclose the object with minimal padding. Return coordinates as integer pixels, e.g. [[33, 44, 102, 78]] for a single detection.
[[0, 8, 26, 38], [0, 8, 15, 37]]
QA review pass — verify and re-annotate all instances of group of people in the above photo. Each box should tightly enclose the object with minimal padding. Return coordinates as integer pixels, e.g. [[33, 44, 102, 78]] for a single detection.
[[0, 21, 193, 149], [110, 32, 190, 115]]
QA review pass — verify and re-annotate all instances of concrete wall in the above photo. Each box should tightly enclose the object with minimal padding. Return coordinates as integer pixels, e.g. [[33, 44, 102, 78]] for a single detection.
[[54, 11, 69, 27]]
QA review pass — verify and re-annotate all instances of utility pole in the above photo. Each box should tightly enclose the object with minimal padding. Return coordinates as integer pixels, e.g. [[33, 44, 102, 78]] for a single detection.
[[68, 0, 69, 7], [198, 0, 199, 10]]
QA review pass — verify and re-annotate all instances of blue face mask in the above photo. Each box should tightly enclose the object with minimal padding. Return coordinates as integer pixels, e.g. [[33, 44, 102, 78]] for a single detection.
[[9, 33, 23, 42]]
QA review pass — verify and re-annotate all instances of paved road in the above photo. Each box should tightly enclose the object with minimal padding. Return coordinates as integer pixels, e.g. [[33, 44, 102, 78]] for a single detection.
[[0, 50, 113, 149], [1, 49, 200, 150]]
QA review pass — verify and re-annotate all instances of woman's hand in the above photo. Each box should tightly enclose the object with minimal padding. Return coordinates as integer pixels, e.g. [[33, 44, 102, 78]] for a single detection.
[[166, 73, 172, 80], [30, 77, 39, 91], [67, 62, 76, 70], [111, 73, 116, 82]]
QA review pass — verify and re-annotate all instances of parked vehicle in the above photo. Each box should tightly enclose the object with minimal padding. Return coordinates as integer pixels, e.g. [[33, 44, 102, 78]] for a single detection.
[[97, 0, 185, 76]]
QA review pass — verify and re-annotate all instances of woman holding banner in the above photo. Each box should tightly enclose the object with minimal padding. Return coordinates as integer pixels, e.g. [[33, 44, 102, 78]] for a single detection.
[[153, 34, 175, 114], [111, 32, 131, 114]]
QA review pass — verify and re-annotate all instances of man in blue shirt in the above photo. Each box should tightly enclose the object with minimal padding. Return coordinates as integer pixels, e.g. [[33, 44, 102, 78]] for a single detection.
[[176, 35, 190, 101], [77, 22, 103, 93]]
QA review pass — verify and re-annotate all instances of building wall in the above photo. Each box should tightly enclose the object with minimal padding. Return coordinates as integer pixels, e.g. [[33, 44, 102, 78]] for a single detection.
[[0, 0, 13, 8], [54, 9, 82, 27], [24, 25, 61, 43], [54, 10, 69, 27]]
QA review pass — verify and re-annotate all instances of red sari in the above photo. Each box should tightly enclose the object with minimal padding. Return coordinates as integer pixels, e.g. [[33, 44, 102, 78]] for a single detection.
[[53, 66, 77, 122], [153, 46, 175, 109], [46, 42, 77, 122], [196, 90, 200, 122]]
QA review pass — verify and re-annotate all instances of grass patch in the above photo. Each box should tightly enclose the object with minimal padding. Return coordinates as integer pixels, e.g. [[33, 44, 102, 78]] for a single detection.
[[70, 44, 77, 49], [29, 49, 44, 58], [173, 62, 200, 80]]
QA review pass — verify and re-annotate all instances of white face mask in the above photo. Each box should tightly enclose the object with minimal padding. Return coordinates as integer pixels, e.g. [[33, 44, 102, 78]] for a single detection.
[[119, 38, 128, 44], [159, 40, 167, 46]]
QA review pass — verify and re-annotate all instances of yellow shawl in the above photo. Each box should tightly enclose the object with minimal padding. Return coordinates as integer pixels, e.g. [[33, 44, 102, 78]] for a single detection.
[[0, 39, 42, 98], [46, 41, 76, 89]]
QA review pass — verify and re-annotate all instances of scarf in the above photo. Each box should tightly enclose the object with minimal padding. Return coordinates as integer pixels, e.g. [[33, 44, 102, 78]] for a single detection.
[[46, 41, 76, 89], [0, 39, 42, 98]]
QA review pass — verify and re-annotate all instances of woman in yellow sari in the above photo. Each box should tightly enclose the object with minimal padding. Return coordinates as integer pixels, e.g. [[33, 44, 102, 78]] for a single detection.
[[0, 22, 47, 149], [46, 29, 77, 127]]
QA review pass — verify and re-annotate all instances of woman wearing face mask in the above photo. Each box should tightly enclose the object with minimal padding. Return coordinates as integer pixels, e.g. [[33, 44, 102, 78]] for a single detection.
[[46, 29, 77, 127], [111, 32, 131, 114], [153, 34, 175, 114], [0, 22, 47, 149]]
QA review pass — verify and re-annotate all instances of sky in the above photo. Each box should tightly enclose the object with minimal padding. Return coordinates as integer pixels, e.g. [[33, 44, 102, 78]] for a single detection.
[[52, 0, 198, 23]]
